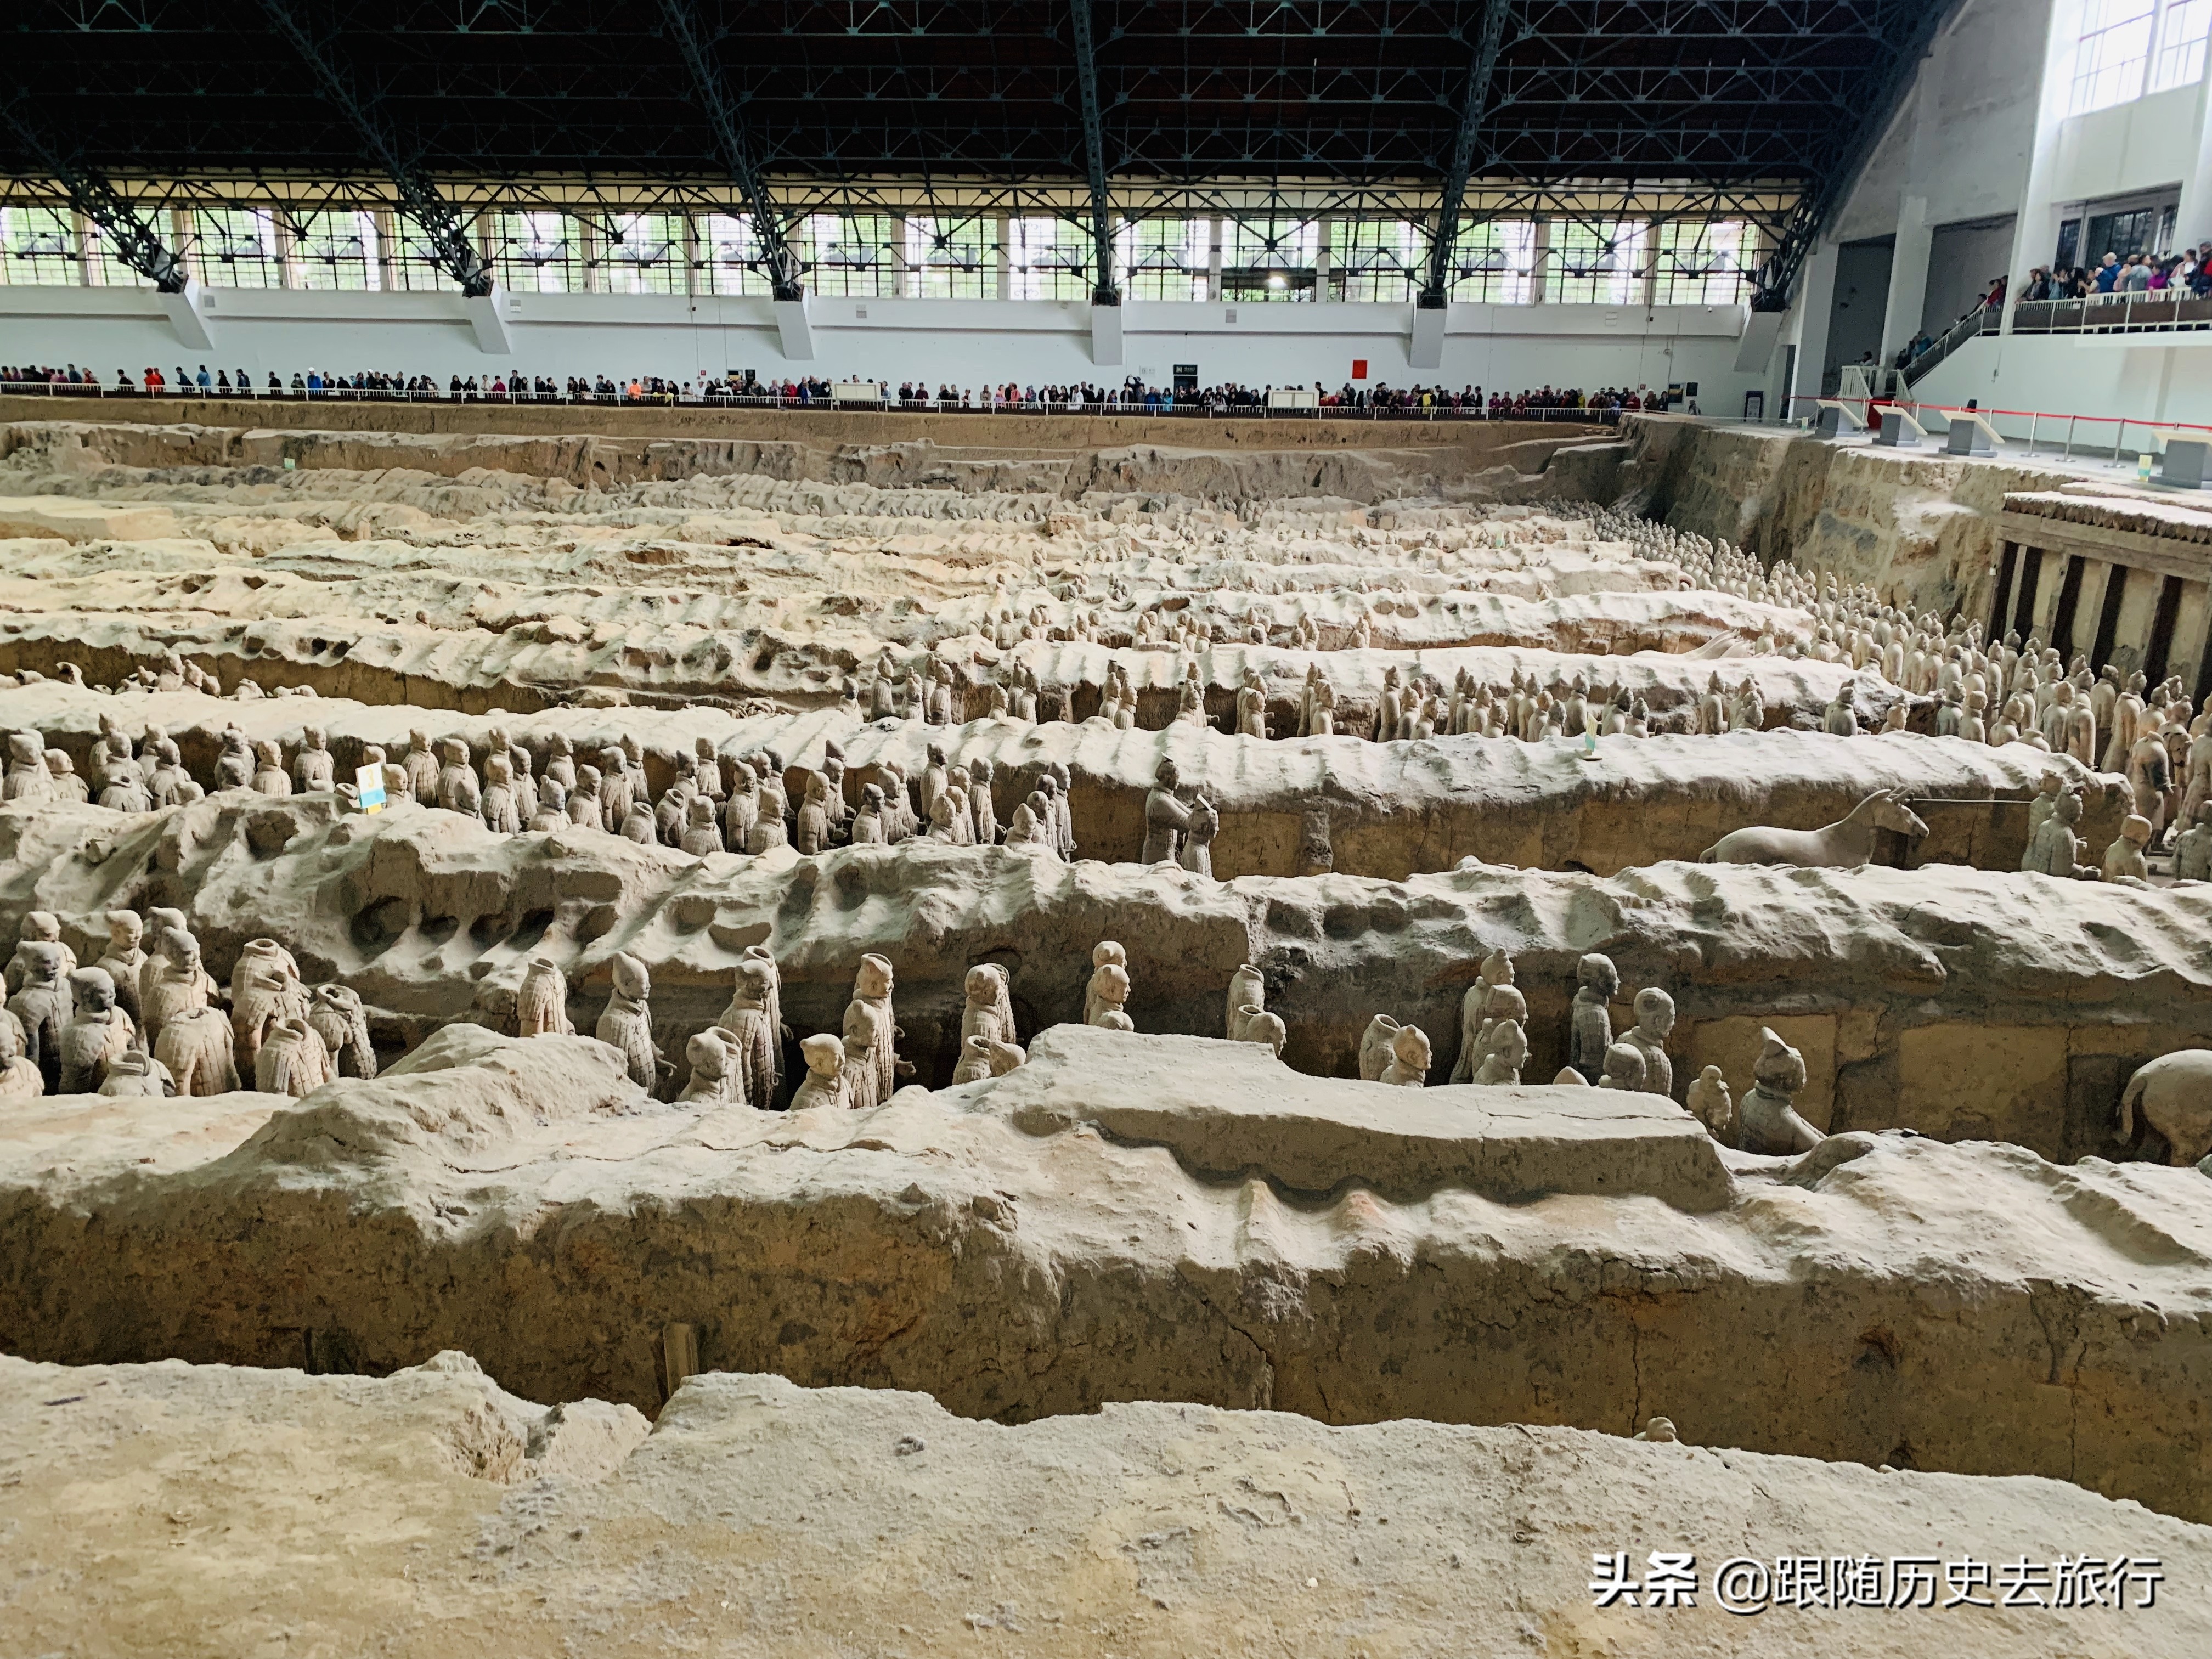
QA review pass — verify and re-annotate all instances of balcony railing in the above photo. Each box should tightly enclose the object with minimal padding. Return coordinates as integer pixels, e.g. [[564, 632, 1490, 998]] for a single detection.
[[0, 380, 1622, 424], [1899, 304, 2001, 388], [2010, 291, 2212, 337]]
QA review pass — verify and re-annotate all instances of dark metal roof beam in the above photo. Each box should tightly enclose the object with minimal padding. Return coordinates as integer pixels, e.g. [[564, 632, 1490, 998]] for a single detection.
[[0, 87, 187, 291], [1749, 0, 1972, 312], [1068, 0, 1118, 305], [657, 0, 804, 302], [1420, 0, 1512, 307], [256, 0, 493, 297]]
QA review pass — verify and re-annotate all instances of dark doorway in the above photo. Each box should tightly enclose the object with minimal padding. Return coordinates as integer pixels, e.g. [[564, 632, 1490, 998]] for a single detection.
[[2146, 574, 2185, 684], [2012, 548, 2044, 636], [2050, 555, 2087, 658], [2092, 565, 2130, 669]]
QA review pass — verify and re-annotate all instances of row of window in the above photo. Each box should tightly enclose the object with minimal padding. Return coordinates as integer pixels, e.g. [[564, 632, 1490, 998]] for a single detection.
[[0, 206, 1754, 307], [2072, 0, 2212, 116]]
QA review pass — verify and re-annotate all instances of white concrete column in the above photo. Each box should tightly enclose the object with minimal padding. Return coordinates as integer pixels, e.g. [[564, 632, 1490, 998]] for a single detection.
[[994, 213, 1011, 301], [170, 208, 201, 285], [1314, 215, 1333, 302], [2173, 62, 2212, 249], [2001, 2, 2076, 334], [71, 208, 97, 286], [1642, 218, 1661, 309], [1530, 217, 1551, 303], [576, 215, 605, 294], [273, 212, 302, 290], [1881, 194, 1934, 362], [1206, 217, 1223, 302], [472, 212, 497, 290], [1788, 238, 1843, 414], [1872, 53, 1942, 360], [372, 208, 400, 291]]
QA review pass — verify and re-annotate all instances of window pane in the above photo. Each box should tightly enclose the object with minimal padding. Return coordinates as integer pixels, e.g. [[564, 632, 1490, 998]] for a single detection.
[[487, 210, 577, 293], [1654, 220, 1748, 305], [1123, 217, 1208, 301], [2072, 0, 2155, 114], [603, 212, 684, 295], [291, 211, 380, 291], [2152, 0, 2212, 89], [1551, 218, 1647, 304], [1, 206, 80, 285], [192, 208, 280, 288], [389, 216, 465, 292], [1449, 219, 1535, 303], [1221, 217, 1317, 301], [1337, 218, 1420, 303], [905, 214, 991, 298], [804, 213, 897, 298], [1009, 217, 1092, 301], [704, 212, 780, 296]]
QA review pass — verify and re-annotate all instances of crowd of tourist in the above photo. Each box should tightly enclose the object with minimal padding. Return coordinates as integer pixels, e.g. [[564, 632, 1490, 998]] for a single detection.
[[2021, 249, 2212, 302], [1877, 244, 2212, 370], [0, 362, 1657, 418]]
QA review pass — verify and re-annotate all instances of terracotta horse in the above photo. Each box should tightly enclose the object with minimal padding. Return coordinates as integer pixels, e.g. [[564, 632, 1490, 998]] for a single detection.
[[2120, 1051, 2212, 1167], [1699, 789, 1929, 868]]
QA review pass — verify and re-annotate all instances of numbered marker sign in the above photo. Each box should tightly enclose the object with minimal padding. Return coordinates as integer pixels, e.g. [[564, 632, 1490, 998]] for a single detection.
[[356, 764, 386, 814]]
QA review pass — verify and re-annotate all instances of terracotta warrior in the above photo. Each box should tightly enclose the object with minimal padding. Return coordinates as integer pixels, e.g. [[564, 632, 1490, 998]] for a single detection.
[[1597, 1041, 1648, 1091], [789, 1032, 850, 1111], [2101, 812, 2154, 883], [1084, 943, 1127, 1027], [1736, 1027, 1823, 1155], [1471, 1019, 1528, 1085], [1226, 962, 1266, 1040], [1086, 964, 1134, 1031], [8, 911, 79, 1002], [94, 911, 148, 1029], [308, 983, 378, 1079], [2021, 787, 2092, 879], [138, 920, 206, 1053], [1178, 793, 1219, 878], [7, 942, 71, 1096], [1623, 987, 1675, 1098], [681, 795, 724, 857], [516, 955, 574, 1037], [2174, 803, 2212, 882], [292, 725, 336, 793], [1379, 1024, 1431, 1087], [951, 1032, 1029, 1083], [1570, 953, 1618, 1082], [230, 940, 309, 1077], [595, 952, 661, 1093], [1141, 759, 1191, 865], [840, 954, 903, 1111], [961, 964, 1016, 1052], [211, 727, 254, 792], [718, 959, 781, 1111], [1233, 1005, 1288, 1057], [1449, 948, 1514, 1085], [1686, 1065, 1735, 1142], [403, 731, 442, 803], [253, 1017, 332, 1098], [150, 932, 238, 1098], [0, 1012, 41, 1102], [97, 1046, 173, 1098], [58, 967, 133, 1094], [1358, 1013, 1402, 1082], [678, 1028, 748, 1108]]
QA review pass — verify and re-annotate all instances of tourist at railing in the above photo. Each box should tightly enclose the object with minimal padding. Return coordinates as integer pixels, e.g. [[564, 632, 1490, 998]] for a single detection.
[[0, 362, 1634, 422]]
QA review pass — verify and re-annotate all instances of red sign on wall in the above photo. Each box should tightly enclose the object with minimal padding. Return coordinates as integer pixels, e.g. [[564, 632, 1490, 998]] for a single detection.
[[1351, 358, 1369, 380]]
